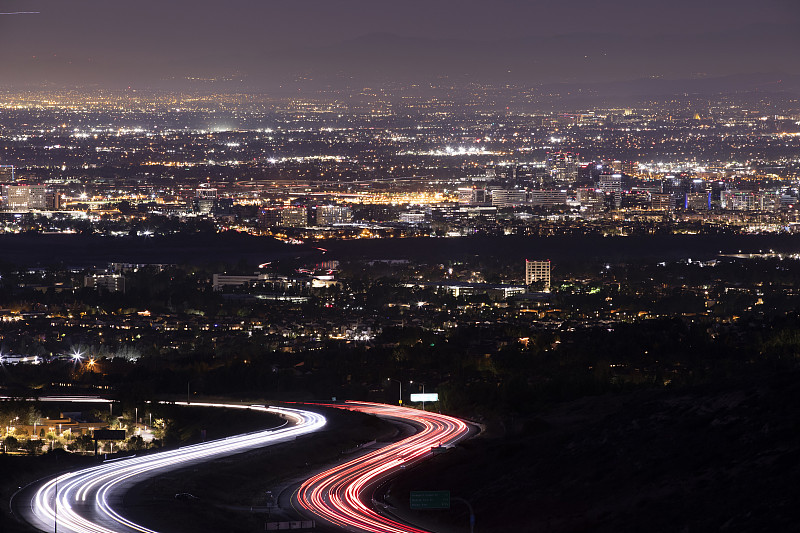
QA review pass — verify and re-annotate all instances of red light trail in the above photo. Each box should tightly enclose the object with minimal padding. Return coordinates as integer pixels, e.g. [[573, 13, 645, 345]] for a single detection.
[[295, 401, 470, 533]]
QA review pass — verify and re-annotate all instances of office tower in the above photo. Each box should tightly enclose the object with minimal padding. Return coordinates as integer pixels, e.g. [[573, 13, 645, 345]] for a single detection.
[[721, 191, 763, 211], [194, 187, 218, 214], [2, 184, 48, 211], [260, 206, 308, 228], [651, 193, 674, 211], [597, 173, 624, 193], [316, 205, 352, 226], [46, 192, 62, 210], [0, 165, 14, 182], [686, 192, 711, 210], [546, 152, 579, 183], [525, 260, 551, 291], [528, 190, 568, 207], [457, 187, 487, 205], [490, 189, 527, 208]]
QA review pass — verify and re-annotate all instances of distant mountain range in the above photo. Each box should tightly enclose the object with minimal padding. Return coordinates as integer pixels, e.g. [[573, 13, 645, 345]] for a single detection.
[[237, 23, 800, 91], [2, 23, 798, 98]]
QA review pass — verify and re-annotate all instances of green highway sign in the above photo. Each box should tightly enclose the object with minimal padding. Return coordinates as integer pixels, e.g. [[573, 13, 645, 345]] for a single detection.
[[410, 490, 450, 510]]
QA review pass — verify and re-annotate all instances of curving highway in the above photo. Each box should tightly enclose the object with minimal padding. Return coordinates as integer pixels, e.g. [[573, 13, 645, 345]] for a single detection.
[[17, 401, 326, 533], [295, 401, 470, 533]]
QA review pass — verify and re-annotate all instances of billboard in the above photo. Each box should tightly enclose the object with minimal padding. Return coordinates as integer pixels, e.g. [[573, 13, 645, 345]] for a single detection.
[[409, 393, 439, 402], [92, 429, 127, 440]]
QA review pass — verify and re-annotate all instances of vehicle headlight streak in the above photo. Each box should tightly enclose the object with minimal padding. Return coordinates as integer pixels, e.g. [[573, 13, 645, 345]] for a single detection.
[[296, 402, 470, 533], [29, 402, 326, 533]]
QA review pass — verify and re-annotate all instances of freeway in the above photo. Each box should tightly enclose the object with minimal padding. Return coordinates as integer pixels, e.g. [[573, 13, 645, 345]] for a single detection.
[[294, 401, 470, 533], [14, 401, 326, 533]]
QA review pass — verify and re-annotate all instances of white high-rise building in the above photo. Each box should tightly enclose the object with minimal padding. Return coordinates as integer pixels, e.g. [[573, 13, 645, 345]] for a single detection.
[[2, 184, 48, 211], [457, 188, 487, 205], [546, 152, 579, 182], [597, 174, 623, 192], [29, 185, 47, 209], [721, 190, 763, 211], [528, 190, 568, 206], [316, 205, 352, 226], [491, 189, 527, 208], [195, 187, 218, 199], [525, 260, 551, 291]]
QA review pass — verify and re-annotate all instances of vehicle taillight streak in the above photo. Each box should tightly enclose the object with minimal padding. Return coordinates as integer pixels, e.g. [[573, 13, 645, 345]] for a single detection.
[[296, 402, 470, 533]]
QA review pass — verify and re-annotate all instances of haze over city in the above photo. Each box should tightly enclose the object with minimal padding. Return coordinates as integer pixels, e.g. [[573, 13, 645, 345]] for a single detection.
[[2, 0, 799, 92]]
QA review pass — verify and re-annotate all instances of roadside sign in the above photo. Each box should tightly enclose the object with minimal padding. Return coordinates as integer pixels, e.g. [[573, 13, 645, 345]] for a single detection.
[[410, 490, 450, 510], [92, 429, 126, 440], [410, 393, 439, 402]]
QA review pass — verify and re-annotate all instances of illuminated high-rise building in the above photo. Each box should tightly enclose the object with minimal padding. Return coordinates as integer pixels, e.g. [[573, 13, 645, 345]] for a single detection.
[[651, 193, 674, 211], [490, 189, 526, 208], [260, 206, 308, 228], [546, 152, 579, 182], [316, 205, 352, 226], [686, 192, 711, 211], [721, 191, 764, 211], [195, 187, 218, 199], [458, 187, 487, 205], [1, 184, 48, 211], [0, 165, 14, 182], [525, 260, 551, 291], [597, 174, 623, 192], [194, 187, 218, 214], [528, 190, 568, 207]]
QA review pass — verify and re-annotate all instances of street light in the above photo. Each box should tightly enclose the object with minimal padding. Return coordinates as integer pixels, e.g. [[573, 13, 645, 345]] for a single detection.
[[7, 416, 19, 436], [386, 378, 403, 405], [265, 490, 274, 521], [5, 416, 19, 451]]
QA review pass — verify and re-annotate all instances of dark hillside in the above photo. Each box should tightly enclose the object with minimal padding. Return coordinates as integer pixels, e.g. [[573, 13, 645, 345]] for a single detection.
[[391, 369, 800, 532]]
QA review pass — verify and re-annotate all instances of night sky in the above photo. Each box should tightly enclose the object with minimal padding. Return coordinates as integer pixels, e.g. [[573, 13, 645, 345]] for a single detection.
[[1, 0, 799, 90]]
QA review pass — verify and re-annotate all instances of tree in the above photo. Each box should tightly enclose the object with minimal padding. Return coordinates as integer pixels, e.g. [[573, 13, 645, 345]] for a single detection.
[[127, 435, 145, 451], [22, 439, 42, 455], [72, 434, 95, 454], [3, 435, 19, 453]]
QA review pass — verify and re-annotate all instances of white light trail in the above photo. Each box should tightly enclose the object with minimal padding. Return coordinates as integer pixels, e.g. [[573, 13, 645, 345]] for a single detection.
[[27, 402, 326, 533]]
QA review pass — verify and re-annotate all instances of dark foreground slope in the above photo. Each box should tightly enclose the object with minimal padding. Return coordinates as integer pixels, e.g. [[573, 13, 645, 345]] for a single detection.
[[391, 368, 800, 532]]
